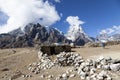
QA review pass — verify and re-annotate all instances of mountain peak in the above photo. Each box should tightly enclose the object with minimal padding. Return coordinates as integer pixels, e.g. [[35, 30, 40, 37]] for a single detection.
[[66, 25, 84, 41], [66, 24, 92, 45]]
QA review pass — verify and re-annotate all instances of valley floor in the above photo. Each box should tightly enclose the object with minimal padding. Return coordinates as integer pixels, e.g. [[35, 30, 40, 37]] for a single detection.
[[0, 45, 120, 80]]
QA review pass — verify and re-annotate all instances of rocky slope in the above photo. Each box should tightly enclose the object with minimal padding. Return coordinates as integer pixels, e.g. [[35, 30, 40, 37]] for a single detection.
[[0, 23, 69, 48]]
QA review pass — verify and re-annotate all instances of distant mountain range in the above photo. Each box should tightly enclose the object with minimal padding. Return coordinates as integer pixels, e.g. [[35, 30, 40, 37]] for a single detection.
[[0, 23, 93, 48], [97, 33, 120, 42]]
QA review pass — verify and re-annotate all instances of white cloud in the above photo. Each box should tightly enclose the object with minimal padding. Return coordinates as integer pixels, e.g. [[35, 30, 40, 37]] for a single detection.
[[0, 0, 60, 33], [66, 16, 85, 41], [66, 16, 84, 26], [100, 25, 120, 35], [54, 0, 61, 3], [113, 26, 120, 30]]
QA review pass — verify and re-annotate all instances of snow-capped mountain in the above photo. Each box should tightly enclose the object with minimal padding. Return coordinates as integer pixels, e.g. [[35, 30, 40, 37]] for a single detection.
[[97, 33, 120, 42], [0, 23, 69, 48], [111, 34, 120, 41], [66, 25, 83, 41], [66, 25, 93, 45], [97, 33, 109, 42], [0, 23, 93, 48]]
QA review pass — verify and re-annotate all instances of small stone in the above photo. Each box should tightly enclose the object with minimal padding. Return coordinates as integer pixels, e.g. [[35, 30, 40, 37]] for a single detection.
[[25, 75, 29, 78], [28, 67, 32, 70], [99, 70, 107, 77], [32, 62, 37, 66], [21, 75, 25, 78], [69, 69, 73, 72], [40, 74, 45, 78], [62, 73, 67, 78], [106, 57, 112, 61], [34, 71, 38, 74], [27, 75, 32, 78], [90, 70, 95, 75], [98, 56, 105, 61], [56, 75, 62, 80], [83, 66, 90, 72], [47, 75, 53, 78], [69, 74, 75, 78], [86, 76, 91, 80], [31, 67, 35, 72], [38, 51, 43, 59], [102, 65, 110, 70], [9, 78, 12, 80], [66, 71, 69, 74], [80, 76, 86, 80], [92, 77, 97, 80], [79, 71, 86, 77], [97, 75, 104, 80], [91, 74, 97, 79], [29, 64, 32, 66], [56, 77, 60, 80], [107, 76, 112, 80], [97, 65, 102, 69], [100, 60, 107, 65]]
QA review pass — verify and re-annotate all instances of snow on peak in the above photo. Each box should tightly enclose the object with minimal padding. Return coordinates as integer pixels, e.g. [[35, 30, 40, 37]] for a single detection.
[[45, 26, 63, 35], [66, 25, 85, 41], [45, 26, 51, 33], [66, 16, 90, 41]]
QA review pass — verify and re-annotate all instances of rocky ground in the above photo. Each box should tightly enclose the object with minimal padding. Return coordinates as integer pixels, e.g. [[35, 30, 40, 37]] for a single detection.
[[0, 45, 120, 80]]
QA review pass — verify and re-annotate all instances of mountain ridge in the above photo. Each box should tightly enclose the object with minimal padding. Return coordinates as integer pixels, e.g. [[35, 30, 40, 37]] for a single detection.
[[0, 23, 92, 48]]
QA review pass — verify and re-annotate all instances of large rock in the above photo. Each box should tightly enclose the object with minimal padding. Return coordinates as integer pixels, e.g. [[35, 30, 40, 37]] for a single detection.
[[110, 64, 120, 71]]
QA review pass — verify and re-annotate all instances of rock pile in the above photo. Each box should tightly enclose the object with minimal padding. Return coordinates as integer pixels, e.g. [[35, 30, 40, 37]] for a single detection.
[[76, 58, 112, 80], [55, 52, 84, 66], [27, 51, 120, 80], [27, 51, 54, 74]]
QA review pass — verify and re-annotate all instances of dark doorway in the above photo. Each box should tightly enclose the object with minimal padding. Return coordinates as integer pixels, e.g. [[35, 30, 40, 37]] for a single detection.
[[50, 46, 55, 55]]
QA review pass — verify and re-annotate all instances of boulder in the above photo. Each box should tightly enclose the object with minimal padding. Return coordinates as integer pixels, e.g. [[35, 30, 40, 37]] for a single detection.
[[110, 63, 120, 71]]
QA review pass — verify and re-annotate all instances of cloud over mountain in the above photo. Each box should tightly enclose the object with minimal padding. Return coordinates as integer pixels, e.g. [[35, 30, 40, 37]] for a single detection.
[[66, 16, 84, 27], [0, 0, 60, 33], [66, 16, 85, 41]]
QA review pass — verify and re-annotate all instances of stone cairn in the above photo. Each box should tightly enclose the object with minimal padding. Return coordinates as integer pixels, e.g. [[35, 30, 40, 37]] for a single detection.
[[27, 51, 120, 80]]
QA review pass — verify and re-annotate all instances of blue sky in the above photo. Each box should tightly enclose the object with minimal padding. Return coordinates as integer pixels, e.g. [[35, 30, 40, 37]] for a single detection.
[[52, 0, 120, 37], [0, 11, 8, 25], [0, 0, 120, 37]]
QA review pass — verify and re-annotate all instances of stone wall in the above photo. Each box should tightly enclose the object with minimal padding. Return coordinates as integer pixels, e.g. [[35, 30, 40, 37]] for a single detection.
[[40, 45, 71, 55]]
